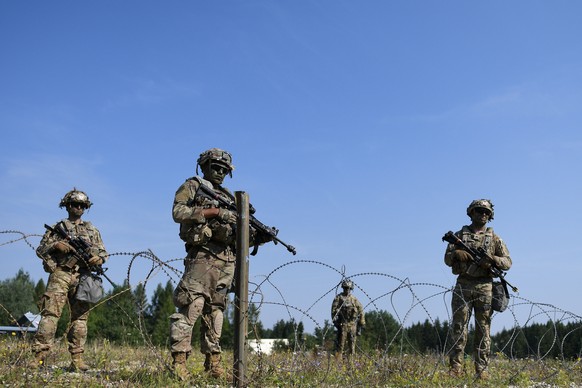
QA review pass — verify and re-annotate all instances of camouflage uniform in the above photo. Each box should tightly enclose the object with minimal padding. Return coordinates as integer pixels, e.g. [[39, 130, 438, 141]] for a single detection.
[[444, 220, 511, 375], [170, 176, 237, 357], [33, 218, 107, 357], [331, 282, 365, 356]]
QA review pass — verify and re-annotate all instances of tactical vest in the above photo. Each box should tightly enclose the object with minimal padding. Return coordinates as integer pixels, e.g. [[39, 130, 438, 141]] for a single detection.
[[334, 295, 359, 322], [179, 176, 236, 248], [455, 226, 494, 278], [55, 219, 98, 269]]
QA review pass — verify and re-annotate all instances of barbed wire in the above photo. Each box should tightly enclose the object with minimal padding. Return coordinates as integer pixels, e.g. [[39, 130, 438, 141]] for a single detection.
[[1, 229, 581, 386]]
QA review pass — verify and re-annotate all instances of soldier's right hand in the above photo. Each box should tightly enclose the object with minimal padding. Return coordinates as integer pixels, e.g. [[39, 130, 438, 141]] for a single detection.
[[53, 241, 73, 254], [452, 249, 472, 262], [218, 208, 237, 224]]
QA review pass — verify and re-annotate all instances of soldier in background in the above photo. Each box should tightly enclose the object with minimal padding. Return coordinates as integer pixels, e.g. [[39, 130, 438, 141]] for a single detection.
[[30, 189, 108, 371], [331, 280, 365, 360], [444, 199, 512, 380], [170, 148, 270, 380]]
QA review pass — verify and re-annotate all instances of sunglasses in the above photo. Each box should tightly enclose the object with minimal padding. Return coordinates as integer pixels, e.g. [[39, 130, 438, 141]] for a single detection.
[[211, 164, 230, 174], [473, 208, 491, 215], [70, 202, 87, 209]]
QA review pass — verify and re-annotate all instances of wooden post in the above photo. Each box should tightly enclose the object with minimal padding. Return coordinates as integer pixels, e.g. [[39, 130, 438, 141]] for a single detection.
[[233, 191, 249, 387]]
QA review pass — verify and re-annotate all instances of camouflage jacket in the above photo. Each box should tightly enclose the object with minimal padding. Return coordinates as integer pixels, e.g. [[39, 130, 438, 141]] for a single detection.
[[444, 226, 511, 279], [331, 293, 365, 326], [36, 218, 108, 271]]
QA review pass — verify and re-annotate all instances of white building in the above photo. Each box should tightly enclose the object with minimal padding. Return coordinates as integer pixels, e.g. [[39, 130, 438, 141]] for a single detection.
[[247, 338, 289, 355]]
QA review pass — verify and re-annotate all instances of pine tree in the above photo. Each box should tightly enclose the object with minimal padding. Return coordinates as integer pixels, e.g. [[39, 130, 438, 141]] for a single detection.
[[0, 269, 38, 324], [147, 280, 175, 347]]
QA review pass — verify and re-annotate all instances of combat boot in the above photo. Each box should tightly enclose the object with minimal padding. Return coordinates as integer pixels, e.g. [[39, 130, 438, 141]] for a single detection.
[[204, 353, 211, 372], [209, 353, 224, 379], [476, 369, 489, 380], [28, 350, 49, 368], [171, 352, 191, 381], [448, 365, 463, 378], [69, 353, 90, 372]]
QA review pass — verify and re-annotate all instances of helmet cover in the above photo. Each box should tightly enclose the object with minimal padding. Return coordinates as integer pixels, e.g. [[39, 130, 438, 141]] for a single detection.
[[59, 189, 93, 209], [466, 199, 494, 220]]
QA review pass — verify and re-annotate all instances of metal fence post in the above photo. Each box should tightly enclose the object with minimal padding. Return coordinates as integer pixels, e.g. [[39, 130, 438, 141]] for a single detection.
[[233, 191, 249, 387]]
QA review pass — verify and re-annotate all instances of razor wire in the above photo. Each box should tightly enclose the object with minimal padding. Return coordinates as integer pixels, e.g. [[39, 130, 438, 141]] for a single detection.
[[1, 229, 581, 386]]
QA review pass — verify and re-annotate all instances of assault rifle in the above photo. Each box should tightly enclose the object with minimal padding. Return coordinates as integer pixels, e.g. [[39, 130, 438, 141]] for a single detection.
[[44, 223, 117, 287], [442, 231, 518, 293], [195, 183, 297, 256]]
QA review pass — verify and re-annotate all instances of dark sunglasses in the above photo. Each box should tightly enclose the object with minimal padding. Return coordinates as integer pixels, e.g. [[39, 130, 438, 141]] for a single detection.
[[70, 202, 87, 209], [473, 208, 491, 215], [211, 164, 229, 174]]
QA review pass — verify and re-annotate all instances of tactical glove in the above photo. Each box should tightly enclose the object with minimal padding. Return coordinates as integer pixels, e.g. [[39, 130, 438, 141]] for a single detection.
[[88, 256, 103, 266], [452, 249, 472, 263], [53, 241, 73, 254], [217, 208, 237, 224]]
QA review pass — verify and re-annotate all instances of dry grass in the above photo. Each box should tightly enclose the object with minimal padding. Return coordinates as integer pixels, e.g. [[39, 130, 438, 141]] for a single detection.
[[2, 336, 581, 387]]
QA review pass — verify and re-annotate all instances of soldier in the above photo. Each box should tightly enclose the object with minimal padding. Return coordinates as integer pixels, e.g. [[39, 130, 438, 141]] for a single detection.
[[331, 280, 365, 359], [30, 189, 108, 371], [170, 148, 270, 380], [444, 199, 512, 380]]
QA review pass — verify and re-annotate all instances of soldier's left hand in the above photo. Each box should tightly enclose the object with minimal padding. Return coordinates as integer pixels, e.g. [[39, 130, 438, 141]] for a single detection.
[[218, 208, 237, 224], [452, 249, 472, 262], [88, 256, 103, 266]]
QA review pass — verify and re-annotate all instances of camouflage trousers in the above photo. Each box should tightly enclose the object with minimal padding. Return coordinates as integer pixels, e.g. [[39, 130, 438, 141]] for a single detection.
[[335, 321, 358, 355], [32, 269, 92, 355], [449, 278, 493, 373], [170, 246, 235, 355]]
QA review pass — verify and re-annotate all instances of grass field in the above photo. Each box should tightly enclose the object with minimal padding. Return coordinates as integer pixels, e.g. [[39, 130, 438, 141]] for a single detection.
[[2, 336, 581, 387]]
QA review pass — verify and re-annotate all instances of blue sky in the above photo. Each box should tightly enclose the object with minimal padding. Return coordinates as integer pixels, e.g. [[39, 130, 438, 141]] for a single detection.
[[1, 1, 581, 332]]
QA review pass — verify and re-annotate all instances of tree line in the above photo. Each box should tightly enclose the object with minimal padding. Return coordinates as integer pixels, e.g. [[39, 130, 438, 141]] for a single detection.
[[1, 269, 580, 359]]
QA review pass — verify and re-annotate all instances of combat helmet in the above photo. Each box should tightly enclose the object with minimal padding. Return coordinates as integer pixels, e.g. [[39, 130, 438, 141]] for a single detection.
[[466, 199, 494, 220], [341, 280, 354, 290], [59, 188, 93, 209], [196, 148, 234, 176]]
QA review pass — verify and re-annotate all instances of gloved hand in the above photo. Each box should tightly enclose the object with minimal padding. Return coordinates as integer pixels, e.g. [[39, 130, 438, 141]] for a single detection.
[[53, 241, 73, 254], [452, 249, 472, 262], [88, 256, 103, 266], [217, 208, 237, 224]]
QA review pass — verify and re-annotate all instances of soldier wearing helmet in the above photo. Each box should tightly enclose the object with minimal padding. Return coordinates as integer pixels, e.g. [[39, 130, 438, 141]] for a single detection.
[[169, 148, 270, 380], [31, 189, 108, 372], [444, 199, 511, 380], [331, 279, 365, 360]]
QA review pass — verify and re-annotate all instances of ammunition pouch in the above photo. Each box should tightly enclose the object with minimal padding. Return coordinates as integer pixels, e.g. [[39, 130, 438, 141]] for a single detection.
[[211, 223, 235, 244], [179, 223, 212, 246], [57, 254, 78, 270]]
